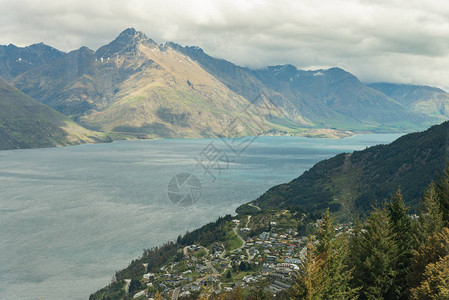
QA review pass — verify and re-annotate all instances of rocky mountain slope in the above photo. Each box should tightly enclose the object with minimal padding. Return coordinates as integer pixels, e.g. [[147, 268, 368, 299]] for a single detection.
[[12, 29, 293, 138], [0, 77, 109, 150], [2, 28, 446, 139], [168, 43, 434, 132], [0, 43, 64, 80], [252, 65, 431, 131], [369, 83, 449, 122]]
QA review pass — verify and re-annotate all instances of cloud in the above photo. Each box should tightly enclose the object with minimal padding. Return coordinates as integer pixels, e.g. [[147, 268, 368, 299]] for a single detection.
[[1, 0, 449, 89]]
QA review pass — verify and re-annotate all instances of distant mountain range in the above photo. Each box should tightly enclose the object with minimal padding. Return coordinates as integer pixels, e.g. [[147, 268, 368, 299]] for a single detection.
[[238, 120, 449, 217], [2, 28, 449, 147], [0, 42, 64, 80], [0, 77, 109, 150], [369, 83, 449, 122]]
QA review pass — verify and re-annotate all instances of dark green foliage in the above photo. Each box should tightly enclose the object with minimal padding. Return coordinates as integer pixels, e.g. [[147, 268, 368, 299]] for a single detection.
[[436, 162, 449, 224], [89, 280, 126, 300], [238, 261, 253, 272], [316, 209, 333, 255], [350, 207, 397, 299], [386, 189, 413, 299], [407, 228, 449, 292], [413, 183, 444, 247], [291, 217, 359, 300], [240, 121, 449, 216], [128, 279, 142, 294], [178, 215, 233, 247]]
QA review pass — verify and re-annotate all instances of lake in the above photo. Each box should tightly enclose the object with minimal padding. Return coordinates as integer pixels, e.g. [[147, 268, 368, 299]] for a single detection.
[[0, 134, 402, 299]]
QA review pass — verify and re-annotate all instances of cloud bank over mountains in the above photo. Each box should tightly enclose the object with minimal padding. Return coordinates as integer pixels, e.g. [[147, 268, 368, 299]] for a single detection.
[[1, 0, 449, 89]]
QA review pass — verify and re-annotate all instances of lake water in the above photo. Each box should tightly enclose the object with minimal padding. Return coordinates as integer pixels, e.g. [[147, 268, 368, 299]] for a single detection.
[[0, 134, 402, 299]]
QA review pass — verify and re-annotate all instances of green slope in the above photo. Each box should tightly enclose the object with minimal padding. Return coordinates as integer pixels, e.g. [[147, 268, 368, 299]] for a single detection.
[[238, 121, 449, 216], [0, 77, 110, 150]]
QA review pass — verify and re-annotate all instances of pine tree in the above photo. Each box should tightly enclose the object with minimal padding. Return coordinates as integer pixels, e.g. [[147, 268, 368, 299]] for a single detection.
[[436, 162, 449, 224], [291, 211, 358, 300], [290, 237, 324, 300], [407, 227, 449, 291], [320, 234, 359, 300], [350, 207, 396, 299], [410, 255, 449, 299], [386, 189, 413, 299], [316, 209, 334, 256], [413, 183, 444, 246]]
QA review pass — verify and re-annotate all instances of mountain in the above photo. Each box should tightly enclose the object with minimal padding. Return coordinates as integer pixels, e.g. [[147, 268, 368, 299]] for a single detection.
[[369, 83, 449, 121], [0, 77, 110, 150], [252, 66, 432, 131], [12, 29, 294, 138], [165, 43, 309, 126], [0, 43, 64, 80], [6, 28, 440, 139], [167, 43, 433, 132], [238, 120, 449, 216]]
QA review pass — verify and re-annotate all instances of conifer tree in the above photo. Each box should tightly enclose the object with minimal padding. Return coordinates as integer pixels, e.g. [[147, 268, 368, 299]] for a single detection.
[[291, 211, 358, 300], [408, 227, 449, 291], [410, 255, 449, 299], [320, 234, 359, 300], [386, 189, 413, 299], [350, 207, 396, 299], [436, 161, 449, 224], [413, 183, 444, 246], [316, 209, 334, 256], [290, 237, 324, 300]]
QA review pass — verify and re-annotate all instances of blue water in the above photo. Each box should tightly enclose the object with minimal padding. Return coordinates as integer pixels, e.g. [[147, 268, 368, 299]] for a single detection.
[[0, 134, 402, 299]]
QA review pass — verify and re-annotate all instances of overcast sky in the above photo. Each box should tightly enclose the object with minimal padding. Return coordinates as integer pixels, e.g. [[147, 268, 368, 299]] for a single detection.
[[1, 0, 449, 89]]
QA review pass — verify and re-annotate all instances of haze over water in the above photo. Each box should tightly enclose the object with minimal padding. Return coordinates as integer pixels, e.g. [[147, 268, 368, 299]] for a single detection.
[[0, 135, 402, 299]]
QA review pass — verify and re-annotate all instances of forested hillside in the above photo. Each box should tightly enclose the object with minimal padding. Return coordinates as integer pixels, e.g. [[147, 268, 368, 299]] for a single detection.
[[239, 121, 449, 216]]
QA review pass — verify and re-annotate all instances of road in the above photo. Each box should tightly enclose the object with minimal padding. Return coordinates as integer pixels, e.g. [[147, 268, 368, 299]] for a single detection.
[[248, 203, 261, 211], [230, 215, 251, 253], [206, 261, 219, 275], [124, 279, 131, 294], [245, 215, 252, 228], [172, 287, 180, 300]]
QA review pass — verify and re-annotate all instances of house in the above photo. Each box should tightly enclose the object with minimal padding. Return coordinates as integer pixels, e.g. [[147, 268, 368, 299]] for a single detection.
[[259, 232, 270, 240], [143, 273, 155, 279], [180, 291, 191, 297], [133, 290, 146, 298]]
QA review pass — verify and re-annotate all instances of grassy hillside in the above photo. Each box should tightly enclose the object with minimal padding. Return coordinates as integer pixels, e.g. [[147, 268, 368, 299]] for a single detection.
[[0, 77, 110, 150]]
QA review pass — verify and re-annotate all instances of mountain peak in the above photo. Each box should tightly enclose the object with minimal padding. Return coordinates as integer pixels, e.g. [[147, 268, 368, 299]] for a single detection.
[[96, 28, 157, 59], [116, 27, 148, 43], [120, 27, 137, 35]]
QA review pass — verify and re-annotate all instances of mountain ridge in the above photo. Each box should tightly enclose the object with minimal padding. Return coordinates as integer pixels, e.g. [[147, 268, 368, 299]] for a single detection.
[[0, 42, 64, 80], [369, 82, 449, 121], [4, 28, 448, 140]]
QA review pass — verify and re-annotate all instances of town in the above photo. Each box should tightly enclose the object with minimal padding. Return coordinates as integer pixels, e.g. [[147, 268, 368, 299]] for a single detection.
[[124, 210, 352, 299]]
